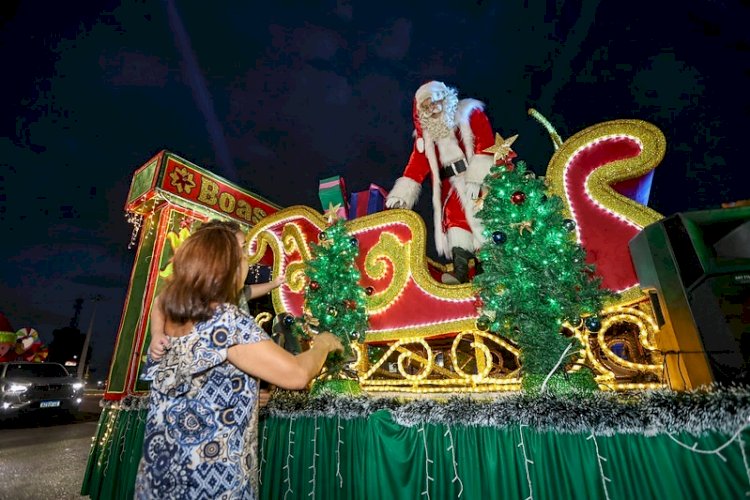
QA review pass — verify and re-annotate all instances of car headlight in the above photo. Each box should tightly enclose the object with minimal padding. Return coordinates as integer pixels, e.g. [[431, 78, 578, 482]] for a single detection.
[[72, 382, 84, 391], [6, 383, 29, 394]]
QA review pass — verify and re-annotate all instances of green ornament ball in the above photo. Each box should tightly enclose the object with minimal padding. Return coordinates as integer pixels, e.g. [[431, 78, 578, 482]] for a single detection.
[[476, 316, 491, 331]]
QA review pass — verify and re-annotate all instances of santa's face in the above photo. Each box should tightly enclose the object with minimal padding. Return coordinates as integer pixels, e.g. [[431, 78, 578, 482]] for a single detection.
[[420, 97, 444, 118]]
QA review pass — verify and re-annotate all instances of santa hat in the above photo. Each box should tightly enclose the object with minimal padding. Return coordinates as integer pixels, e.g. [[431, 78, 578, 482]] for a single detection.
[[415, 80, 449, 105]]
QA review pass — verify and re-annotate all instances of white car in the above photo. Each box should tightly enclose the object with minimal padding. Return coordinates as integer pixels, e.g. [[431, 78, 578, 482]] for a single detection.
[[0, 362, 84, 419]]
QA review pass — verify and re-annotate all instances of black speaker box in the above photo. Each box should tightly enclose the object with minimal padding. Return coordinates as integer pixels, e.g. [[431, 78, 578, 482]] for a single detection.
[[629, 206, 750, 388]]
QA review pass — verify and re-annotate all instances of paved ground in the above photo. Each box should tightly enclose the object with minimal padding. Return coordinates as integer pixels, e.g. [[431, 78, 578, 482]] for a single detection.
[[0, 394, 103, 500]]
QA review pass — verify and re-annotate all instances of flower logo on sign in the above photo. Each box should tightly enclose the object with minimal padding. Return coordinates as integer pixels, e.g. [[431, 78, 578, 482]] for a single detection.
[[169, 166, 196, 194]]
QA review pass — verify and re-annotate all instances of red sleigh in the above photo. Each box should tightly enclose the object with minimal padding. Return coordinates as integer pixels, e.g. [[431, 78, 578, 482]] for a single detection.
[[246, 119, 669, 392]]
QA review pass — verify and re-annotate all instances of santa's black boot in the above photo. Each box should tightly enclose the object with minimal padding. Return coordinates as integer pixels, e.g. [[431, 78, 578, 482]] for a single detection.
[[451, 247, 474, 284]]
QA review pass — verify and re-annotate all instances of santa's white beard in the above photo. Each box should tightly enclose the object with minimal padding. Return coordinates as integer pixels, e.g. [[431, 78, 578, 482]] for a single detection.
[[422, 114, 454, 139], [419, 92, 458, 140]]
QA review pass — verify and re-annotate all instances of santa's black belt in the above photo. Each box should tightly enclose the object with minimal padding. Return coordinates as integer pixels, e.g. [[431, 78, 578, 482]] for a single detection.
[[439, 159, 467, 180]]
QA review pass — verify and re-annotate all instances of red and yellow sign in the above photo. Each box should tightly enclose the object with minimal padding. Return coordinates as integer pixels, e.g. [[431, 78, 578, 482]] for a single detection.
[[126, 150, 279, 225]]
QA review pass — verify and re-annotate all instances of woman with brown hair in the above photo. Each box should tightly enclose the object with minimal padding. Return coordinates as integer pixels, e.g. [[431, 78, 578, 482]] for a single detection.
[[134, 220, 342, 499]]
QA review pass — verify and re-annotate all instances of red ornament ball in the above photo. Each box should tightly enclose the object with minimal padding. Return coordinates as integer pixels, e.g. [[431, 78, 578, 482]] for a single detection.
[[365, 286, 375, 295], [310, 281, 320, 291], [343, 299, 357, 309], [511, 191, 526, 205]]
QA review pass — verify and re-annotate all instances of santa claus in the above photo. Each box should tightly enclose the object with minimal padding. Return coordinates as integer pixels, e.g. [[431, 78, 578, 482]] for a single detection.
[[386, 81, 497, 283]]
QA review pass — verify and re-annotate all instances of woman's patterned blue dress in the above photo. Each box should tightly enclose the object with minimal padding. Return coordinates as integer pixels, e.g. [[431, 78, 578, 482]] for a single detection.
[[134, 303, 269, 499]]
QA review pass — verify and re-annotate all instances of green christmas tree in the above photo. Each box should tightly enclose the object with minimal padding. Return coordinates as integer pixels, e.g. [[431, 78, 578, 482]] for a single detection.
[[300, 210, 368, 387], [474, 158, 613, 393]]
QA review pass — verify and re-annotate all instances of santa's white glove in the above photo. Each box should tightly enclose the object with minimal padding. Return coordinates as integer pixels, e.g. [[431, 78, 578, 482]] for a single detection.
[[386, 196, 408, 209], [465, 181, 482, 201]]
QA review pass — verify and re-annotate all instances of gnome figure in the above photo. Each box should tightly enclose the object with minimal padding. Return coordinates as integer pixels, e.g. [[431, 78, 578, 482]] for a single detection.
[[385, 81, 497, 283]]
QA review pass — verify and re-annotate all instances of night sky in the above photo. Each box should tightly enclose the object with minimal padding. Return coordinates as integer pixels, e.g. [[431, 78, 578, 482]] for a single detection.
[[1, 1, 748, 378]]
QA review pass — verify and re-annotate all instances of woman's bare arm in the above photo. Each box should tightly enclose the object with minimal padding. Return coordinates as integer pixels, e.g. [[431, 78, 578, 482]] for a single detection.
[[227, 332, 342, 389], [245, 275, 285, 299]]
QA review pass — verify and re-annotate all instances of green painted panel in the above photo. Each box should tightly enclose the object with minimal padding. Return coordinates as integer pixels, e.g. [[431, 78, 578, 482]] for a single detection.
[[106, 218, 158, 393], [127, 159, 158, 205]]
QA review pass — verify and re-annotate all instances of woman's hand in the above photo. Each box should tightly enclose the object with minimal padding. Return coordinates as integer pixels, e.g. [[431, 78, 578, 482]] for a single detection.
[[258, 388, 271, 408], [270, 275, 286, 289], [312, 332, 344, 354]]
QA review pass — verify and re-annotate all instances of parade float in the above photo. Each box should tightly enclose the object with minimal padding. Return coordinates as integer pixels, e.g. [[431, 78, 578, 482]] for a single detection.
[[82, 116, 750, 499]]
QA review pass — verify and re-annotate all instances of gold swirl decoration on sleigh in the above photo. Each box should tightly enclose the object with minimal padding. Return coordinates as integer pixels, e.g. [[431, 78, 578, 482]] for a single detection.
[[564, 303, 665, 391]]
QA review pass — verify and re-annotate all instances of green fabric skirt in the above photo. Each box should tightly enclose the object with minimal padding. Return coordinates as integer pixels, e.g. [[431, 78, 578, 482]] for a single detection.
[[82, 407, 748, 499]]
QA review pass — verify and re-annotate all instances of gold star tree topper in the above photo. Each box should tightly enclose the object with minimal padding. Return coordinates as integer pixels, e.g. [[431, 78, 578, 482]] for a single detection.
[[483, 133, 518, 163], [324, 202, 343, 223]]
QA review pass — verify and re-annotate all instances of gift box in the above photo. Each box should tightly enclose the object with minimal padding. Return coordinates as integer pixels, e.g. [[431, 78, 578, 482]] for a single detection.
[[318, 175, 348, 219], [348, 183, 389, 219]]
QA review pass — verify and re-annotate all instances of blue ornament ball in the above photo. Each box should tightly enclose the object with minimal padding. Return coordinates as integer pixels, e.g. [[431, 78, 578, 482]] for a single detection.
[[350, 237, 358, 246], [283, 315, 295, 327], [585, 316, 602, 332], [492, 231, 507, 244]]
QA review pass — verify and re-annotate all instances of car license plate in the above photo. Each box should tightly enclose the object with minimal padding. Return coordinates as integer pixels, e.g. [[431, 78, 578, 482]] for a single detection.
[[40, 401, 60, 408]]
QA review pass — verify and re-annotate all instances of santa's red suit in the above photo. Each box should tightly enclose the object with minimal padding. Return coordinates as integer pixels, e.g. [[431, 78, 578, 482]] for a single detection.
[[386, 81, 495, 259]]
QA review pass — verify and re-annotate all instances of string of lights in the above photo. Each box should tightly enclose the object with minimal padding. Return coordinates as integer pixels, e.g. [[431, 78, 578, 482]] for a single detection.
[[444, 425, 464, 498], [518, 424, 534, 500], [418, 424, 434, 500], [282, 417, 296, 500], [308, 417, 319, 499], [587, 432, 612, 500]]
